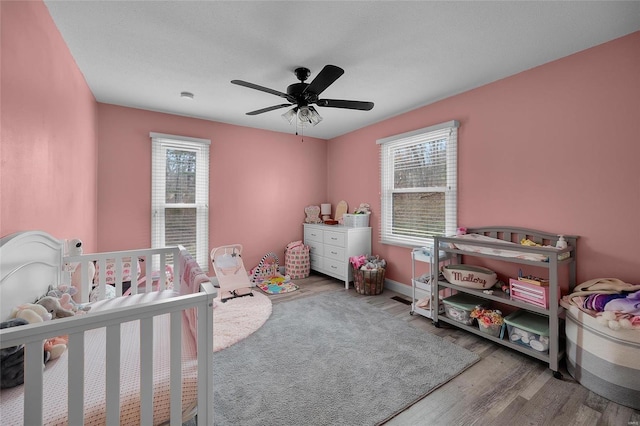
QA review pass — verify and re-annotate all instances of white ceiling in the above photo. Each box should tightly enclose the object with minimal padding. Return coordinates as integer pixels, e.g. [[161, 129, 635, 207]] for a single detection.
[[44, 1, 640, 140]]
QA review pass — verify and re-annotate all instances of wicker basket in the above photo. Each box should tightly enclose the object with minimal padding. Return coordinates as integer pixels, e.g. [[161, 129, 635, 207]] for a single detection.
[[352, 266, 385, 295]]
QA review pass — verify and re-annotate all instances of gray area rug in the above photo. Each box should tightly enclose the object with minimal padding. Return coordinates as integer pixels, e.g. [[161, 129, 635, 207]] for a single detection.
[[213, 291, 479, 425]]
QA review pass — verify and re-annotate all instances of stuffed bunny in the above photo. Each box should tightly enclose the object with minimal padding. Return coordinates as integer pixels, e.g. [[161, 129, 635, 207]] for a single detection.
[[10, 303, 52, 323], [36, 296, 75, 319]]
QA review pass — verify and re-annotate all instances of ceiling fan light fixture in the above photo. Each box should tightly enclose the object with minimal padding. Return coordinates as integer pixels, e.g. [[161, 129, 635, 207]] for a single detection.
[[296, 105, 322, 127], [281, 107, 298, 124], [308, 106, 323, 126]]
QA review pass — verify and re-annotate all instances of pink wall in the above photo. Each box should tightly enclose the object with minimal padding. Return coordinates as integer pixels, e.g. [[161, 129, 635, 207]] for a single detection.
[[97, 104, 327, 269], [0, 1, 98, 250], [3, 1, 638, 288], [328, 32, 640, 286]]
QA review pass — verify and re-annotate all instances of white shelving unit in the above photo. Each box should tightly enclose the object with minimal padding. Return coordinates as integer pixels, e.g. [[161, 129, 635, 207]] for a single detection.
[[409, 248, 448, 319], [431, 227, 578, 378]]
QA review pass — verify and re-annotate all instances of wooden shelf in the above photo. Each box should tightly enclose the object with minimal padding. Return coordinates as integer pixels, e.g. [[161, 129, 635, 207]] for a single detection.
[[436, 280, 559, 316], [437, 315, 554, 363], [431, 227, 578, 376]]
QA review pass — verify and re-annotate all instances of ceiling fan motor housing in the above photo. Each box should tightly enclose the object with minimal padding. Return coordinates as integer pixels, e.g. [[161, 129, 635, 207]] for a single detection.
[[287, 82, 314, 105], [294, 67, 311, 82]]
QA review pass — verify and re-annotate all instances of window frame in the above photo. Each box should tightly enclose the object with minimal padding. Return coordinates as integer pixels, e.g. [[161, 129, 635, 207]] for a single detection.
[[377, 120, 459, 248], [150, 132, 210, 272]]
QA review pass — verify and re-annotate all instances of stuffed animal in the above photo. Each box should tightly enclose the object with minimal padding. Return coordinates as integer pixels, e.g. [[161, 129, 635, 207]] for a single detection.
[[36, 296, 75, 319], [10, 303, 52, 323], [28, 297, 74, 361], [353, 203, 371, 214], [47, 285, 90, 313], [33, 296, 73, 360], [44, 335, 69, 360]]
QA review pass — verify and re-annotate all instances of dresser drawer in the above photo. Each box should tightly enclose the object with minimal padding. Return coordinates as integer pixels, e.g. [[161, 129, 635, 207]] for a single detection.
[[306, 240, 322, 256], [304, 227, 323, 243], [324, 230, 345, 247], [324, 258, 346, 279], [324, 245, 346, 261], [309, 254, 323, 270]]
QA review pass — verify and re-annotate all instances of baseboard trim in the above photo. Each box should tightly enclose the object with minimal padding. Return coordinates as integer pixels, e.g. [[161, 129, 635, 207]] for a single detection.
[[384, 279, 411, 297]]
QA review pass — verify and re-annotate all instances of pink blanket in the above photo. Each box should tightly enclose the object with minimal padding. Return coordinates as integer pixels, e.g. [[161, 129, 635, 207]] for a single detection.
[[179, 248, 213, 341]]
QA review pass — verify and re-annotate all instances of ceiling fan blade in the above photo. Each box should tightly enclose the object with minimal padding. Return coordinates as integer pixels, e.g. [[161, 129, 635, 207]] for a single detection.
[[231, 80, 294, 102], [316, 99, 374, 111], [304, 65, 344, 96], [246, 104, 292, 115]]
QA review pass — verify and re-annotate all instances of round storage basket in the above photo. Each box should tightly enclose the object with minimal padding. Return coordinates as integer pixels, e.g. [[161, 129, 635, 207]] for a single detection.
[[353, 267, 385, 295], [441, 264, 497, 289]]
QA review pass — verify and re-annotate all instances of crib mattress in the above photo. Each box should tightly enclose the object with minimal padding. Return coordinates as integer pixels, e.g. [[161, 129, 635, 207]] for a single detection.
[[564, 305, 640, 410], [0, 291, 200, 425], [450, 233, 568, 262]]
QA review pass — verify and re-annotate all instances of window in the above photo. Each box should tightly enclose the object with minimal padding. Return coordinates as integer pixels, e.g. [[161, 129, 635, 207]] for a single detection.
[[377, 120, 459, 248], [151, 133, 210, 271]]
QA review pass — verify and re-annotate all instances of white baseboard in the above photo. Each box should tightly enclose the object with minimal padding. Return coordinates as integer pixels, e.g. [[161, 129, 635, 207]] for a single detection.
[[383, 278, 411, 297]]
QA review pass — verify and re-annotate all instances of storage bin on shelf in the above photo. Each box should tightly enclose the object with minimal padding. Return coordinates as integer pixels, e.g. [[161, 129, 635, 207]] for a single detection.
[[352, 266, 385, 295], [504, 310, 550, 353], [442, 293, 486, 325], [343, 213, 370, 228], [509, 278, 556, 308], [470, 307, 504, 337], [478, 322, 503, 337]]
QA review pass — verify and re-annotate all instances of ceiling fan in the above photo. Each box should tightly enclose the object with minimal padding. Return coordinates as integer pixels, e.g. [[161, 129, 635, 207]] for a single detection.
[[231, 65, 374, 127]]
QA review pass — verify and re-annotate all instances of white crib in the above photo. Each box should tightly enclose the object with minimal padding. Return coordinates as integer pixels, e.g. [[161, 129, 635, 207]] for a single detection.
[[0, 230, 215, 425]]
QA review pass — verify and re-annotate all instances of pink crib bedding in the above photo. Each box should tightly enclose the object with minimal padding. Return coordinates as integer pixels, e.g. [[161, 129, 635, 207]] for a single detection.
[[0, 291, 199, 425]]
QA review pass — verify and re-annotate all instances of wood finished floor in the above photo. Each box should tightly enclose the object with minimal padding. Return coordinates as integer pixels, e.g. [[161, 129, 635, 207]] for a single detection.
[[267, 273, 640, 426]]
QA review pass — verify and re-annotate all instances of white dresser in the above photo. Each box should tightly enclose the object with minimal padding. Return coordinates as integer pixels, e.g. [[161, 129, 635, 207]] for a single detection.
[[303, 223, 372, 289]]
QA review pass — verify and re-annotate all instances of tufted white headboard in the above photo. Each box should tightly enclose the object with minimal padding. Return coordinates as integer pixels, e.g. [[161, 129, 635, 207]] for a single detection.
[[0, 231, 64, 321]]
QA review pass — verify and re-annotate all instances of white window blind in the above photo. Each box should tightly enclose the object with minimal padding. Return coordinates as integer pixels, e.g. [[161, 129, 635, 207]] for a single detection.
[[377, 120, 459, 247], [151, 133, 210, 272]]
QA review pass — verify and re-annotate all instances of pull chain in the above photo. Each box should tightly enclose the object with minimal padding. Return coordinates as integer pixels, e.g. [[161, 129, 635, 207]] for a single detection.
[[295, 119, 304, 142]]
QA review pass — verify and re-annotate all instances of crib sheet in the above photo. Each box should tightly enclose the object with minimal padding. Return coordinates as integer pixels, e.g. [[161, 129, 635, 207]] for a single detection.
[[0, 291, 199, 425]]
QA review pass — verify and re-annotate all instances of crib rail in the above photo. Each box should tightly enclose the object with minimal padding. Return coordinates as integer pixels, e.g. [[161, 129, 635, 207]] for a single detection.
[[64, 246, 182, 303], [0, 282, 215, 426]]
